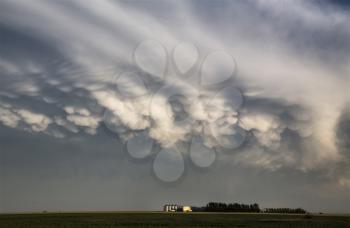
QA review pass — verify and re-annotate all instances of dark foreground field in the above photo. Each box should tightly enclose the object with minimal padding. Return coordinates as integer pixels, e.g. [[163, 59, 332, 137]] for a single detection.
[[0, 212, 350, 228]]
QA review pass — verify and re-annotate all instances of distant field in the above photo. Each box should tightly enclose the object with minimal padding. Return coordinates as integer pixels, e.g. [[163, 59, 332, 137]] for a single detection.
[[0, 212, 350, 228]]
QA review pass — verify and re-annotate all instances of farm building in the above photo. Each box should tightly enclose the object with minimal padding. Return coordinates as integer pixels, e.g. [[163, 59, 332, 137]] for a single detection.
[[182, 206, 192, 212], [163, 205, 192, 212], [163, 204, 179, 212]]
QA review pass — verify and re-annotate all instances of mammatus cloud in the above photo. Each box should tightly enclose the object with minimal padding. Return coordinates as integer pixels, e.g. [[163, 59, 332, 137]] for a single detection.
[[0, 102, 52, 133], [0, 0, 349, 185]]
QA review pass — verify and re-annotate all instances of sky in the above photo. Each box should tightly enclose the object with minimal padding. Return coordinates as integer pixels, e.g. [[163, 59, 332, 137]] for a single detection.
[[0, 0, 350, 213]]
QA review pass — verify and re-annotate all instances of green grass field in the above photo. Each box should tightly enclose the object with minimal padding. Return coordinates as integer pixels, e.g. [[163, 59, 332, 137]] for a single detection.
[[0, 212, 349, 228]]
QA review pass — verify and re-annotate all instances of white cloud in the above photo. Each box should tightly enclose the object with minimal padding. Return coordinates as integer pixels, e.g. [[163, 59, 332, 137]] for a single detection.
[[0, 105, 20, 128], [16, 109, 52, 132]]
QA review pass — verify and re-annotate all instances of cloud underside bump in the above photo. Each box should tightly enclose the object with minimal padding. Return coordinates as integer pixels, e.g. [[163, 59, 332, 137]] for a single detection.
[[0, 0, 349, 184]]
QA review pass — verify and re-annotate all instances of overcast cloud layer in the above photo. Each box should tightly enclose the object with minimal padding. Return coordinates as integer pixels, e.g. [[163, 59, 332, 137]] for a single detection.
[[0, 0, 350, 213]]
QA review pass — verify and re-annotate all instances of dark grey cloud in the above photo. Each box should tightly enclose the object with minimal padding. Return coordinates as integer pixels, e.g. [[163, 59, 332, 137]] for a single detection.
[[336, 106, 350, 156], [1, 124, 349, 213]]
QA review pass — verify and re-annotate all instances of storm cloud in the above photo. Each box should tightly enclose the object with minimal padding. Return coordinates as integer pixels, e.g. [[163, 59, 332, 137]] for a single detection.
[[0, 0, 349, 212]]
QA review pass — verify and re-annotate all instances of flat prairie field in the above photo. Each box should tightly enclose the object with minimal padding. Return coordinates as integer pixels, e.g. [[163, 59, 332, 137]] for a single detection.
[[0, 212, 349, 228]]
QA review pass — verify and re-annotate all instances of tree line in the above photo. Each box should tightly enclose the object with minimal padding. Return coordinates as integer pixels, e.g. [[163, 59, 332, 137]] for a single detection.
[[190, 202, 306, 214], [263, 208, 307, 214]]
